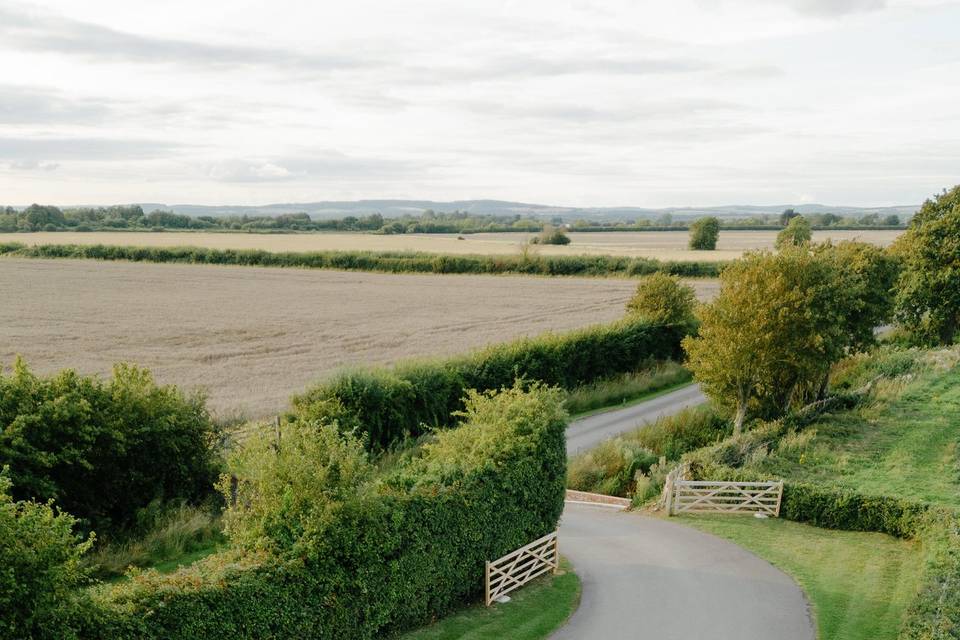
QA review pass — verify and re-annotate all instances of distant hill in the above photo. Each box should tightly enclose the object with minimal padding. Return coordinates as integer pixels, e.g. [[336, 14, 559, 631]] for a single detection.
[[138, 199, 919, 221]]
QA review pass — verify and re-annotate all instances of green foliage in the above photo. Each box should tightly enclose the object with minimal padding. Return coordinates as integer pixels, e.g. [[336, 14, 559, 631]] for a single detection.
[[625, 273, 697, 326], [893, 184, 960, 345], [530, 225, 571, 245], [0, 469, 97, 640], [562, 361, 691, 415], [688, 216, 720, 250], [775, 215, 812, 248], [683, 247, 852, 432], [84, 504, 224, 580], [0, 360, 221, 536], [88, 384, 567, 639], [294, 318, 687, 450], [0, 242, 725, 278], [567, 405, 729, 497]]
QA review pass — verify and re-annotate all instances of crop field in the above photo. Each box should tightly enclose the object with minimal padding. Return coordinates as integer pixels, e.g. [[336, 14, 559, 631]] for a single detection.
[[0, 258, 717, 418], [0, 229, 903, 261]]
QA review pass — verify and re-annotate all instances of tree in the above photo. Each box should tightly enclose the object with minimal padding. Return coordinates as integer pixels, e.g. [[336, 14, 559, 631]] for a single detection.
[[775, 215, 811, 249], [688, 217, 720, 250], [883, 214, 901, 226], [780, 208, 799, 226], [530, 225, 570, 245], [892, 185, 960, 344], [683, 247, 849, 433], [626, 273, 696, 326]]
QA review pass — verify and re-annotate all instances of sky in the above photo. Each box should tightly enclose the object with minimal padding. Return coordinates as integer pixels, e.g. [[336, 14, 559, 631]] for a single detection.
[[0, 0, 957, 208]]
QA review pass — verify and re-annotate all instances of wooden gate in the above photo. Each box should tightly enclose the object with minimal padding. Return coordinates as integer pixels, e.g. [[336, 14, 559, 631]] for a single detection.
[[670, 479, 783, 516], [485, 530, 559, 606]]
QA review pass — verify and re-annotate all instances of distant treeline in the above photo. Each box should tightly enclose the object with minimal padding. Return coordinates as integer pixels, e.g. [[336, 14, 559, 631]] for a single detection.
[[0, 242, 724, 277], [0, 204, 906, 234]]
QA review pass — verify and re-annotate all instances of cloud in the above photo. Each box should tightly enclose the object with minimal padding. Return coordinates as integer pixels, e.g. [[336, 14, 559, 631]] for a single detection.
[[0, 4, 371, 73], [0, 84, 111, 124], [447, 97, 748, 123], [204, 154, 422, 183], [0, 136, 181, 161], [1, 159, 59, 171]]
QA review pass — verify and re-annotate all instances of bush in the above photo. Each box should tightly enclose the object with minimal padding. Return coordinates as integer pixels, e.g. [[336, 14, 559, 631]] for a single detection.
[[775, 215, 812, 249], [0, 469, 97, 639], [625, 273, 697, 326], [0, 360, 222, 536], [531, 226, 571, 245], [688, 217, 720, 250], [89, 384, 567, 639], [292, 319, 688, 450]]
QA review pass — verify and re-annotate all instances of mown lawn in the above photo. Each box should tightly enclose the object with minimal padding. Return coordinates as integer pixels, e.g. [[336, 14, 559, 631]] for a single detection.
[[758, 366, 960, 507], [680, 515, 923, 640], [397, 560, 580, 640]]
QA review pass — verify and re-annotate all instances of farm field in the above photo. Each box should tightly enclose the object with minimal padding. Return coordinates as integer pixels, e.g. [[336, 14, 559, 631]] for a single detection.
[[0, 229, 903, 261], [0, 258, 716, 418]]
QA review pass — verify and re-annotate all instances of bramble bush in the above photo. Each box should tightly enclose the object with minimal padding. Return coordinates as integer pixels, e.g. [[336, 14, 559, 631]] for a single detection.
[[293, 318, 688, 450], [0, 360, 221, 536], [84, 383, 567, 639]]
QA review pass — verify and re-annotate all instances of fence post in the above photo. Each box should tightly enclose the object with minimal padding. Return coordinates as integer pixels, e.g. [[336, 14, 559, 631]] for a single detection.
[[775, 480, 784, 517], [484, 561, 491, 606], [664, 471, 675, 516], [552, 535, 560, 575]]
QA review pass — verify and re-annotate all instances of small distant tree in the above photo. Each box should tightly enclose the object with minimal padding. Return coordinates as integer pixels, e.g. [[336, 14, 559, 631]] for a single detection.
[[780, 208, 799, 226], [688, 217, 720, 250], [883, 214, 901, 226], [893, 185, 960, 345], [775, 215, 812, 249], [530, 225, 570, 245], [626, 273, 696, 326]]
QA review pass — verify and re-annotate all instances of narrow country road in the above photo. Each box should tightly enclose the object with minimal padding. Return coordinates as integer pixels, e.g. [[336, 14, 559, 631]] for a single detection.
[[566, 383, 706, 456], [553, 385, 815, 640]]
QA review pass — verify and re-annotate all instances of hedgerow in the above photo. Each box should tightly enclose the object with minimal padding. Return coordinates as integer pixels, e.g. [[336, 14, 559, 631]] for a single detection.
[[82, 383, 567, 639], [0, 360, 221, 537], [0, 242, 725, 278], [293, 319, 687, 450]]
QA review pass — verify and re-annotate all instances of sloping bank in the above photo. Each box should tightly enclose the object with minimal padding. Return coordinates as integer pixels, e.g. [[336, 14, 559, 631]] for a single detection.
[[0, 241, 723, 278], [290, 318, 688, 450], [66, 384, 566, 639]]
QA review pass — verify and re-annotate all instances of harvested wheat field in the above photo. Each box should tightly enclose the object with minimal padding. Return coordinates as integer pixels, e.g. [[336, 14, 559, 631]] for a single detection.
[[0, 258, 718, 418], [0, 229, 903, 262]]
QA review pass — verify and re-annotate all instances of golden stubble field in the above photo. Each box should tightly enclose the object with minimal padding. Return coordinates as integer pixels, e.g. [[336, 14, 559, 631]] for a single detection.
[[0, 229, 904, 261], [0, 258, 718, 419]]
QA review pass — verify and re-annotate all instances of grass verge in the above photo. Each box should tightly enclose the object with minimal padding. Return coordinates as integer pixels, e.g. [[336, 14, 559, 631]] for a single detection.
[[564, 362, 692, 418], [680, 515, 923, 640], [397, 559, 581, 640]]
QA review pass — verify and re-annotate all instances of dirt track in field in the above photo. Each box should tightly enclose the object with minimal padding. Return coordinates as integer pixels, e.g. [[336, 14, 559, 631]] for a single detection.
[[0, 258, 718, 419], [0, 229, 902, 262]]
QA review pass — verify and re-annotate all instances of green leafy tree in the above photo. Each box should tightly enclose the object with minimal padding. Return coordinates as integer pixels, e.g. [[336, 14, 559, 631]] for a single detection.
[[0, 469, 96, 639], [893, 185, 960, 344], [688, 216, 720, 250], [775, 215, 812, 249], [883, 214, 900, 226], [683, 248, 848, 433], [626, 273, 696, 326], [530, 225, 571, 245]]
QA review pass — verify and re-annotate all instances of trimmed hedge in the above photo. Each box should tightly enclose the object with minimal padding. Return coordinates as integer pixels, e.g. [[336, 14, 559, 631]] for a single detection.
[[0, 242, 725, 278], [83, 384, 567, 639], [293, 319, 688, 449]]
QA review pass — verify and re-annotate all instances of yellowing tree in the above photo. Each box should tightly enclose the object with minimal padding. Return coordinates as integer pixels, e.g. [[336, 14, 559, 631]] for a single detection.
[[626, 273, 696, 326], [775, 215, 812, 249], [683, 247, 848, 433]]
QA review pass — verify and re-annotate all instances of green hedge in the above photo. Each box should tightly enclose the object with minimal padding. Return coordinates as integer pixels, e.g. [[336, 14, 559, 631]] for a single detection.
[[84, 384, 567, 639], [0, 242, 724, 278], [293, 319, 687, 450], [0, 361, 220, 537]]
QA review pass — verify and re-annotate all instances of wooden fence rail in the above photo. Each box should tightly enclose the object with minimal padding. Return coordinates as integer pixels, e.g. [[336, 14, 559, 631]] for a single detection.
[[485, 530, 559, 606], [667, 477, 783, 516]]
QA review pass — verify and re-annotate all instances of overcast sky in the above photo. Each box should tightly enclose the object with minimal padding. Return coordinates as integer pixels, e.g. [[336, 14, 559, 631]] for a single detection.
[[0, 0, 957, 207]]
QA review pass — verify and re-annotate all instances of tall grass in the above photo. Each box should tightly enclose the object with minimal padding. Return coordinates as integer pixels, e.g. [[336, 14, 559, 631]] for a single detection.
[[85, 504, 224, 579], [563, 361, 692, 415]]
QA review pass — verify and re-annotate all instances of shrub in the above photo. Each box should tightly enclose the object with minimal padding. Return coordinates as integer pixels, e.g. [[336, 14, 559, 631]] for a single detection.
[[0, 469, 97, 639], [293, 319, 687, 450], [775, 215, 812, 249], [0, 360, 222, 536], [688, 217, 720, 250], [531, 225, 571, 245], [90, 383, 567, 639], [626, 273, 697, 326]]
